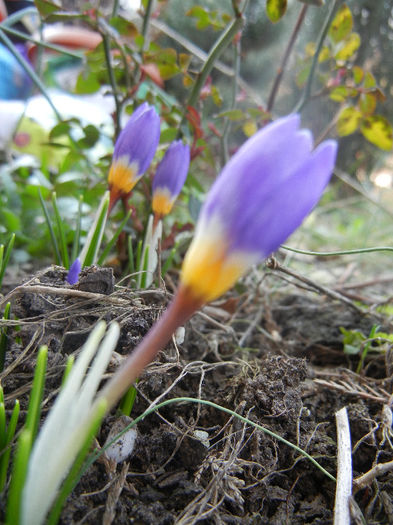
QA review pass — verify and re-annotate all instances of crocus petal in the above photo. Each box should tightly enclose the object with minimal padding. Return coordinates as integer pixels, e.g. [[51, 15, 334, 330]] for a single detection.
[[180, 114, 337, 303], [152, 140, 190, 217], [108, 103, 160, 204], [66, 257, 81, 285]]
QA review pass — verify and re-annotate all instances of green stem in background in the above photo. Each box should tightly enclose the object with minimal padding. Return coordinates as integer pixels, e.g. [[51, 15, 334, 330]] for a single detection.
[[119, 380, 139, 417], [112, 0, 120, 18], [38, 189, 61, 266], [102, 34, 121, 138], [178, 6, 246, 135], [0, 6, 37, 27], [71, 196, 83, 263], [267, 3, 308, 113], [52, 193, 70, 269], [293, 0, 344, 113], [0, 25, 83, 58], [84, 397, 336, 484], [220, 35, 241, 166], [0, 29, 62, 121], [142, 0, 155, 52], [281, 245, 393, 256]]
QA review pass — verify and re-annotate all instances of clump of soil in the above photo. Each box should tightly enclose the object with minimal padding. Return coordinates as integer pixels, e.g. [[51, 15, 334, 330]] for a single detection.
[[0, 266, 392, 524]]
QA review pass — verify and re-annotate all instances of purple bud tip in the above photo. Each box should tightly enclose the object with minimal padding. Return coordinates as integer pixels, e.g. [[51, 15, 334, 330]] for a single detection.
[[152, 140, 190, 216], [108, 103, 161, 200], [66, 258, 82, 285]]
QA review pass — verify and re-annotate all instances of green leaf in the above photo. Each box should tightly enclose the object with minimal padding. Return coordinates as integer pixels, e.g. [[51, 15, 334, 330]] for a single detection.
[[266, 0, 287, 23], [336, 106, 362, 136], [335, 33, 361, 62], [329, 86, 354, 102], [75, 70, 101, 94], [34, 0, 62, 17], [363, 71, 376, 89], [359, 93, 376, 116], [361, 115, 393, 151], [352, 65, 364, 84], [216, 109, 244, 120], [78, 125, 100, 148], [329, 4, 352, 43]]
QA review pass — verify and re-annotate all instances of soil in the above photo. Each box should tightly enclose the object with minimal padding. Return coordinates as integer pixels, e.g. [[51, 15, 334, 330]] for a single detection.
[[0, 264, 392, 524]]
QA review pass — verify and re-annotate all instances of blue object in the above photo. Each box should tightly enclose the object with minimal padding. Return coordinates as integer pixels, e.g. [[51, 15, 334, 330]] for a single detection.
[[0, 42, 32, 100]]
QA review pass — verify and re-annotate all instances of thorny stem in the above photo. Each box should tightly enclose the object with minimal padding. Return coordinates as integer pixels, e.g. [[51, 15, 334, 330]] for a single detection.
[[96, 286, 203, 410], [177, 5, 247, 136], [267, 3, 308, 113], [293, 0, 344, 113]]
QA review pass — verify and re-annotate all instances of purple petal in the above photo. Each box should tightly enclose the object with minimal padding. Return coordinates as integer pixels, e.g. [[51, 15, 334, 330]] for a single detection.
[[152, 140, 190, 198], [66, 258, 82, 285], [232, 140, 337, 255], [113, 104, 161, 176]]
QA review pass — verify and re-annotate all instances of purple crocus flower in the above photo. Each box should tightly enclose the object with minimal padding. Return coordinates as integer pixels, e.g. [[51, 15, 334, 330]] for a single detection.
[[180, 114, 337, 303], [96, 114, 338, 412], [66, 257, 82, 285], [152, 140, 190, 219], [108, 103, 160, 213]]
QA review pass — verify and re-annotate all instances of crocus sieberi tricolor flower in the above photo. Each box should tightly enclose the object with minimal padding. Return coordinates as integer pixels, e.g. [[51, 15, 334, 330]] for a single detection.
[[98, 114, 337, 409], [152, 140, 190, 223], [108, 103, 160, 213]]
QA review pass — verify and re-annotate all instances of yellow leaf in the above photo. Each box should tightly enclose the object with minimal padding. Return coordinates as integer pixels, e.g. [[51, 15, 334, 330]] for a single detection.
[[361, 116, 393, 151], [242, 120, 258, 137], [336, 107, 362, 136]]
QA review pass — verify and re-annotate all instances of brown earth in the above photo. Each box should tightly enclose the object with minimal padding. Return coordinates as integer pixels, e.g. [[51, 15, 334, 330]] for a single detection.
[[0, 265, 392, 524]]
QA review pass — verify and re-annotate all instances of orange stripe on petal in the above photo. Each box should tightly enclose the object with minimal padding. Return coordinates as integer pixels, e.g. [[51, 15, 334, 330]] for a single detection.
[[152, 187, 174, 216], [108, 157, 139, 195]]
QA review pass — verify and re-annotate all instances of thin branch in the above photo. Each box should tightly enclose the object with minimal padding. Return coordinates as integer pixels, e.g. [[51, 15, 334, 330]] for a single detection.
[[265, 257, 365, 314], [267, 3, 308, 112], [334, 407, 352, 525], [293, 0, 344, 113], [354, 459, 393, 490]]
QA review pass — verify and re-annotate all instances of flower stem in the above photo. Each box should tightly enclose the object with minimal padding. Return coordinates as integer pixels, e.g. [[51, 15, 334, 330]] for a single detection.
[[97, 286, 203, 411]]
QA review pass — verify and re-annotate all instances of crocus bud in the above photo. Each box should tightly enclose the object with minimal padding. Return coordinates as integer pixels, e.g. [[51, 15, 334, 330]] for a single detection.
[[108, 103, 160, 213], [66, 257, 81, 285], [180, 114, 338, 303], [152, 140, 190, 219]]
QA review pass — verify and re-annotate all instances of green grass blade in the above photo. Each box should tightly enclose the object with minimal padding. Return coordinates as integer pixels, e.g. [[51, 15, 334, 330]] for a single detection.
[[46, 399, 107, 525], [79, 192, 110, 267], [119, 380, 138, 417], [52, 193, 69, 269], [0, 234, 15, 289], [38, 189, 61, 265], [71, 195, 83, 263], [97, 209, 131, 265], [140, 245, 149, 289], [5, 428, 32, 525], [0, 302, 11, 372], [0, 400, 20, 492], [127, 235, 135, 275], [135, 240, 143, 279], [0, 402, 5, 451], [161, 245, 178, 278], [25, 346, 48, 442]]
